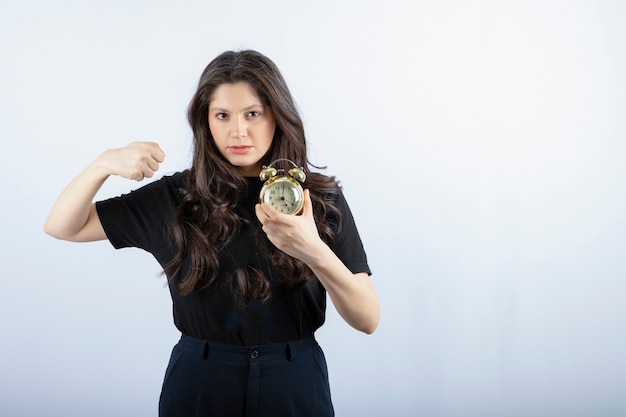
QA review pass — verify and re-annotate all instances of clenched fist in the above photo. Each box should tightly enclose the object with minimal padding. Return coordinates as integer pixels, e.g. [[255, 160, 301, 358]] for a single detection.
[[98, 141, 166, 181]]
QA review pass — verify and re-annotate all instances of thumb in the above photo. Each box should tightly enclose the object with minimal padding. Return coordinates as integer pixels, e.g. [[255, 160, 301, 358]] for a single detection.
[[301, 188, 314, 218]]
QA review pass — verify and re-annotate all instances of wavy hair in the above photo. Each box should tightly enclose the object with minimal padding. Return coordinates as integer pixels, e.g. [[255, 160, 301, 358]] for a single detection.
[[163, 50, 341, 307]]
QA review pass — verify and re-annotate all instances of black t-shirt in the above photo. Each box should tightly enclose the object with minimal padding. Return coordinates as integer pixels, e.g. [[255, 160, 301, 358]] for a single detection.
[[96, 172, 370, 345]]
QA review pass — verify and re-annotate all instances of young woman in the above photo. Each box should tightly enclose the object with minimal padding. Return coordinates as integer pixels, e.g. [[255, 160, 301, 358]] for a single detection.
[[44, 49, 379, 417]]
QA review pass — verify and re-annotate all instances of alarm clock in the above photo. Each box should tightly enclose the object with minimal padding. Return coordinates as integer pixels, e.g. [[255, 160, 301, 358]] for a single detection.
[[259, 158, 306, 215]]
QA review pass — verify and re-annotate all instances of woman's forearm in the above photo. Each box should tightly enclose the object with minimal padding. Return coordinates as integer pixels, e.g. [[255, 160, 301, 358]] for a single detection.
[[306, 244, 380, 334]]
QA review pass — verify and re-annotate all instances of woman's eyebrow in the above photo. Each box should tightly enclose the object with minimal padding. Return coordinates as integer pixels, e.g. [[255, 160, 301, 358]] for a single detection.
[[209, 103, 264, 112]]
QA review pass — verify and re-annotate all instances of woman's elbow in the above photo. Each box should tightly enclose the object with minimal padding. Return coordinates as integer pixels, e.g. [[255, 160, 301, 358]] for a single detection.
[[361, 323, 378, 335], [43, 221, 68, 240], [43, 219, 80, 242], [356, 309, 380, 335], [43, 220, 59, 238]]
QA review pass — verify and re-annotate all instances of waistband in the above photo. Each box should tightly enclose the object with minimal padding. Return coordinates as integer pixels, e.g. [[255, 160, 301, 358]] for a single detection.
[[178, 334, 318, 362]]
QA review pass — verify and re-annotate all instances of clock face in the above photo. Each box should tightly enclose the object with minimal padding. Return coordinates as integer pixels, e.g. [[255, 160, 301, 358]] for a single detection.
[[260, 177, 304, 214]]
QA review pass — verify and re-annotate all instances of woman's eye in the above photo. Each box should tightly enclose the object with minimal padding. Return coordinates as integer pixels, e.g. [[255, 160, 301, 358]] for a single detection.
[[216, 113, 228, 120], [247, 111, 260, 118]]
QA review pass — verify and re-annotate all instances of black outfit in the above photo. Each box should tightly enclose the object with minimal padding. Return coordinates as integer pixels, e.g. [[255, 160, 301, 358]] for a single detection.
[[96, 172, 371, 417]]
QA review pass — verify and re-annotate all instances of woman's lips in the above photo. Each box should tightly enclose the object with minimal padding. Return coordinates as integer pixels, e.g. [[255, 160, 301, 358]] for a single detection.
[[229, 146, 252, 154]]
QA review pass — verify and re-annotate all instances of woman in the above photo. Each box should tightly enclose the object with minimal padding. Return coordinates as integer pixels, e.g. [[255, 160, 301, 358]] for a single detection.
[[44, 49, 379, 416]]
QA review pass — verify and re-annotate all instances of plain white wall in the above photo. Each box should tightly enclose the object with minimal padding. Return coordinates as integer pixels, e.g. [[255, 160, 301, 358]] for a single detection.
[[1, 1, 625, 416]]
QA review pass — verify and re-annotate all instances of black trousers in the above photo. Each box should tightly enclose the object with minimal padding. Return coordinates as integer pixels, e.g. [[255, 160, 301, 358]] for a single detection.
[[158, 335, 334, 417]]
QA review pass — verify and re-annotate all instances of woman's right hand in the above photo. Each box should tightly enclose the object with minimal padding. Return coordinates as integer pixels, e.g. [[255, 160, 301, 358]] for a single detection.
[[96, 141, 166, 181]]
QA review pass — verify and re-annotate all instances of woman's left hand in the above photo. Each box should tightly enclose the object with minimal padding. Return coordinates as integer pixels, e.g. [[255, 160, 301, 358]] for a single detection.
[[255, 189, 325, 263]]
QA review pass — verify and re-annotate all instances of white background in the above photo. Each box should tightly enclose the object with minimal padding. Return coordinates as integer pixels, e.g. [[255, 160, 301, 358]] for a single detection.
[[1, 1, 625, 416]]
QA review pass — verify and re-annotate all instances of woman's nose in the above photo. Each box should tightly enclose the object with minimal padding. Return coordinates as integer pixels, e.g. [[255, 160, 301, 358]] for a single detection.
[[231, 116, 247, 139]]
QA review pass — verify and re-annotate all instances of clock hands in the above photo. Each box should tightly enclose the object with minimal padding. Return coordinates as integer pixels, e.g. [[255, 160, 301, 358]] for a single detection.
[[278, 184, 294, 209]]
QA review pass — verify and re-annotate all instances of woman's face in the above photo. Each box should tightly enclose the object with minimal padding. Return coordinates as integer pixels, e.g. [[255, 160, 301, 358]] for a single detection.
[[208, 81, 276, 176]]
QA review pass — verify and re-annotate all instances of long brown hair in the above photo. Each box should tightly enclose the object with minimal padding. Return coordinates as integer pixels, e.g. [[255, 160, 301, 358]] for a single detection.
[[164, 50, 341, 307]]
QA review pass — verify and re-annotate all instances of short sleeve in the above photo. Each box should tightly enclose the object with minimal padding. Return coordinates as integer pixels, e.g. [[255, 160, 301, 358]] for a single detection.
[[95, 174, 182, 259], [332, 190, 371, 276]]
